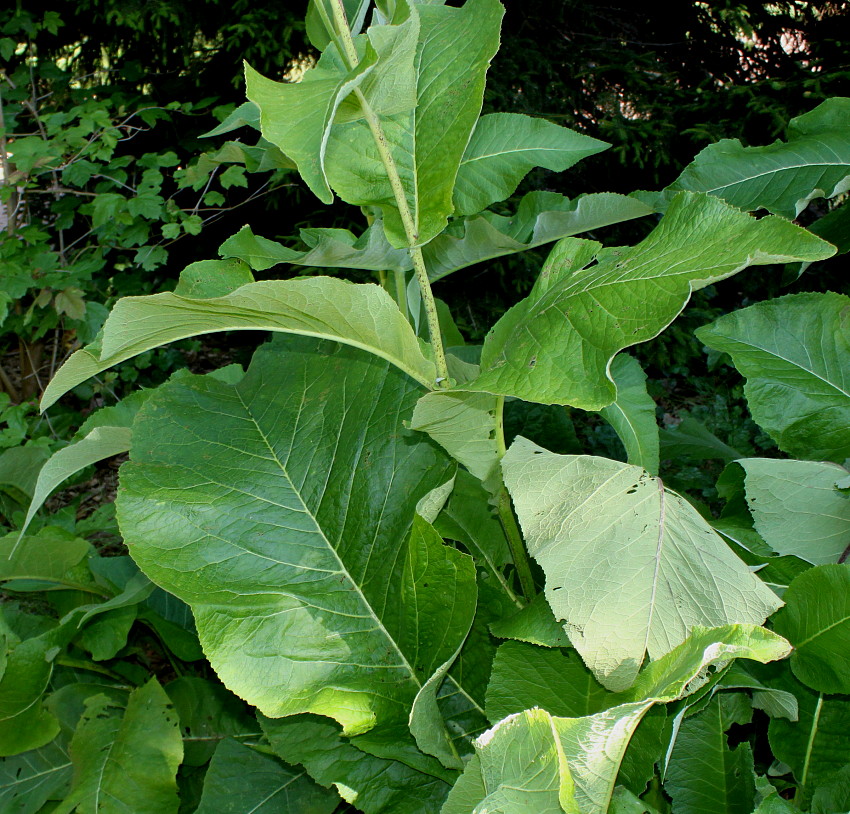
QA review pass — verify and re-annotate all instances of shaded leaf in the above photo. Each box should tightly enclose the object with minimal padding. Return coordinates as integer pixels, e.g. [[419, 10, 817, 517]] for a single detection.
[[697, 293, 850, 463]]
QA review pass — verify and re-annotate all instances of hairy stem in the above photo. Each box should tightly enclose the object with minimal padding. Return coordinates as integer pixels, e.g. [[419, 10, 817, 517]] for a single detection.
[[331, 0, 450, 387]]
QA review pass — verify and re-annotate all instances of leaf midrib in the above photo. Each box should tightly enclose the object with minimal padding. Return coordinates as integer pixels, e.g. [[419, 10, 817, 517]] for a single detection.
[[233, 387, 423, 693]]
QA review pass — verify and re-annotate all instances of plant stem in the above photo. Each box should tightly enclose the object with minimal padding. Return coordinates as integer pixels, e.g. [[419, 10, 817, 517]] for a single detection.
[[497, 485, 536, 602], [330, 0, 450, 387], [393, 268, 409, 322], [493, 395, 536, 600]]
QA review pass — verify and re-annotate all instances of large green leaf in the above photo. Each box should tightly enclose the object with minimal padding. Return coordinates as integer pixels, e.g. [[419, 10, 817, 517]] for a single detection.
[[768, 666, 850, 805], [659, 416, 742, 463], [0, 527, 93, 594], [117, 342, 462, 736], [772, 565, 850, 695], [658, 97, 850, 218], [54, 680, 183, 814], [0, 736, 72, 812], [738, 458, 850, 565], [195, 738, 339, 814], [599, 354, 659, 474], [461, 192, 833, 408], [325, 0, 504, 246], [452, 113, 607, 216], [665, 693, 756, 814], [262, 714, 453, 814], [697, 292, 850, 463], [502, 438, 783, 691], [41, 277, 435, 410]]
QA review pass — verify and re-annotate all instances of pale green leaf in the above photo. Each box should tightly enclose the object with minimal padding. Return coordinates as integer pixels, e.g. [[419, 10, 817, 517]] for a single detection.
[[17, 426, 132, 539], [195, 738, 339, 814], [172, 258, 254, 298], [772, 565, 850, 695], [665, 693, 756, 814], [462, 192, 834, 408], [55, 680, 183, 814], [502, 438, 783, 691], [768, 666, 850, 805], [0, 527, 92, 593], [245, 40, 375, 204], [659, 97, 850, 218], [41, 277, 435, 410], [200, 102, 261, 138], [452, 113, 607, 216], [739, 458, 850, 565], [117, 342, 458, 735], [697, 292, 850, 463], [410, 390, 501, 482], [325, 0, 504, 246], [262, 714, 452, 814], [599, 354, 659, 474]]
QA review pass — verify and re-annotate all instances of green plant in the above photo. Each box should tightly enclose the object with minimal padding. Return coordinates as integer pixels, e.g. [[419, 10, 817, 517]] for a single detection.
[[5, 1, 850, 811]]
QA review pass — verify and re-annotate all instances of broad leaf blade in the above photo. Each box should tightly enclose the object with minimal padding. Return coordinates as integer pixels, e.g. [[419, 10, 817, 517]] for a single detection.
[[772, 565, 850, 695], [195, 738, 339, 814], [502, 438, 782, 691], [263, 714, 453, 814], [452, 113, 607, 216], [739, 458, 850, 565], [659, 97, 850, 217], [55, 680, 183, 814], [0, 736, 72, 813], [117, 342, 457, 735], [697, 292, 850, 463], [464, 192, 834, 408], [41, 277, 435, 410], [665, 693, 756, 814]]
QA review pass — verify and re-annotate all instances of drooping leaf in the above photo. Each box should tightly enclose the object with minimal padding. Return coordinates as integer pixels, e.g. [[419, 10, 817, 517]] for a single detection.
[[772, 565, 850, 695], [0, 527, 93, 593], [200, 101, 261, 138], [76, 607, 136, 661], [410, 390, 501, 482], [54, 680, 183, 814], [502, 438, 782, 691], [720, 664, 799, 721], [768, 665, 850, 805], [195, 738, 339, 814], [599, 354, 659, 474], [452, 112, 607, 216], [665, 693, 756, 814], [738, 458, 850, 565], [423, 191, 653, 283], [245, 40, 376, 204], [17, 426, 132, 538], [462, 192, 833, 408], [325, 0, 504, 247], [697, 292, 850, 463], [41, 277, 435, 410], [219, 222, 411, 272], [658, 97, 850, 217], [262, 714, 452, 814], [0, 735, 72, 813], [117, 342, 458, 736], [488, 592, 571, 648]]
